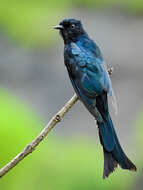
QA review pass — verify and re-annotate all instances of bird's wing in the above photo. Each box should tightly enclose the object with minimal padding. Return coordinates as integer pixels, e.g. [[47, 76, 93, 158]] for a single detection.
[[70, 42, 118, 114], [71, 43, 110, 93]]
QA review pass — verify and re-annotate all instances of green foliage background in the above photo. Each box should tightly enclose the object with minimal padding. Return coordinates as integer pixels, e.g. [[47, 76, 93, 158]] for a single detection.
[[0, 89, 139, 190], [0, 0, 143, 46]]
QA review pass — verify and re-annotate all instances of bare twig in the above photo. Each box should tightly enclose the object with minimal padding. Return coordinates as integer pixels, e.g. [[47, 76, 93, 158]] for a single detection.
[[0, 67, 113, 178]]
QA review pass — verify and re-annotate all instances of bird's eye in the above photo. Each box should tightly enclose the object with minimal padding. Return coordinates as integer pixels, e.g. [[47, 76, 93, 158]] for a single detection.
[[71, 24, 75, 29]]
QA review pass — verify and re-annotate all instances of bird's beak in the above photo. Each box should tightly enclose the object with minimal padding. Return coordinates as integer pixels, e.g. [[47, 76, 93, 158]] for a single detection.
[[54, 25, 63, 30]]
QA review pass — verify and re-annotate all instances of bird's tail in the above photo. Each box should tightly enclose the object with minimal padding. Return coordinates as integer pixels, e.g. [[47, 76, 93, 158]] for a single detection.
[[97, 113, 137, 178]]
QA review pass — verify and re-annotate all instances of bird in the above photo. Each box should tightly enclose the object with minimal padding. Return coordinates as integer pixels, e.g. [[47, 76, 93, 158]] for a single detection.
[[54, 18, 136, 178]]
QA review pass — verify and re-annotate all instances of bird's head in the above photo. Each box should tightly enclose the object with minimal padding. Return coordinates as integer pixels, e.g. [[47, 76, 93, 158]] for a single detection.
[[54, 18, 86, 44]]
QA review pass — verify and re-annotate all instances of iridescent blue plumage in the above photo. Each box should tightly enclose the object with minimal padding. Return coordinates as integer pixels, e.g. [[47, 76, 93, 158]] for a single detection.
[[55, 18, 136, 178], [66, 40, 111, 95]]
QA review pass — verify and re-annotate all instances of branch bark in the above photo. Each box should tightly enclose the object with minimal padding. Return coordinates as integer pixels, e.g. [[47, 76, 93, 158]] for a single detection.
[[0, 67, 113, 178]]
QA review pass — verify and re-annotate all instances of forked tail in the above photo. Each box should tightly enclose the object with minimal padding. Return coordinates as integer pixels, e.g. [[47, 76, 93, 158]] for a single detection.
[[98, 113, 137, 178]]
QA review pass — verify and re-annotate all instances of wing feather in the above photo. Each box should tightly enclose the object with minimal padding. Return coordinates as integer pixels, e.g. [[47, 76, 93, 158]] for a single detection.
[[70, 42, 118, 114]]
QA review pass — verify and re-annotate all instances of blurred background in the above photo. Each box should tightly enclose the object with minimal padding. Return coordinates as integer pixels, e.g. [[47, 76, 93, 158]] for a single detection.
[[0, 0, 143, 189]]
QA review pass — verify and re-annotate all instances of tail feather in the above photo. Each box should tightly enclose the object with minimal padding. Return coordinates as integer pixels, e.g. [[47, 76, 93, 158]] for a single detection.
[[98, 113, 137, 178], [103, 150, 118, 179]]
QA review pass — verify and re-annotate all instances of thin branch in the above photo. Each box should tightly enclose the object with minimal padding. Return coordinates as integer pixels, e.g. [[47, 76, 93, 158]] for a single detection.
[[0, 67, 113, 178]]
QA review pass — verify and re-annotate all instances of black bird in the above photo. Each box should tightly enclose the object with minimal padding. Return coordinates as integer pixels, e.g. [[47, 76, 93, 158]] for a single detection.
[[54, 18, 137, 178]]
